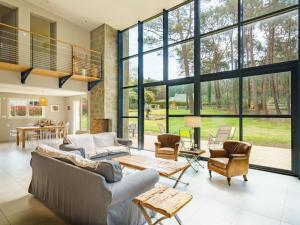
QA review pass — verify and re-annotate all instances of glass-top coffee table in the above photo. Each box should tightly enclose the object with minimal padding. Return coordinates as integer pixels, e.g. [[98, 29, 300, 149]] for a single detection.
[[179, 149, 206, 172]]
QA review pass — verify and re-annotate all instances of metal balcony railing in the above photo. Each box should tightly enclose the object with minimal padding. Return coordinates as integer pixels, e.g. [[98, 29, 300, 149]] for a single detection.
[[0, 22, 102, 86]]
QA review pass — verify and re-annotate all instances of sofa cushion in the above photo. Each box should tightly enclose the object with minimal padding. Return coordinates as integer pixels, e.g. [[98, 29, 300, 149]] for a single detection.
[[87, 146, 128, 159], [35, 145, 122, 182], [93, 132, 116, 148], [67, 134, 95, 152], [94, 146, 128, 155], [108, 146, 128, 155], [158, 147, 175, 155], [209, 158, 229, 169], [89, 150, 109, 159]]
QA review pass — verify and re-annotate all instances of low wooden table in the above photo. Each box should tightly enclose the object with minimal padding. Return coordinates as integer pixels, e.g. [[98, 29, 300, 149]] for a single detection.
[[179, 149, 205, 172], [133, 186, 192, 225], [114, 155, 190, 188]]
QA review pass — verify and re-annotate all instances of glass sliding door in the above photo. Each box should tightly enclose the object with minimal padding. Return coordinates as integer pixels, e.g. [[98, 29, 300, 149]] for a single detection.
[[242, 72, 292, 170], [121, 27, 139, 148], [122, 87, 138, 148], [122, 118, 138, 148], [243, 118, 291, 170], [143, 85, 166, 150]]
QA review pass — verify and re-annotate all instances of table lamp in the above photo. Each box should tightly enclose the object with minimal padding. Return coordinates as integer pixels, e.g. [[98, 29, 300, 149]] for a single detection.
[[184, 116, 201, 150]]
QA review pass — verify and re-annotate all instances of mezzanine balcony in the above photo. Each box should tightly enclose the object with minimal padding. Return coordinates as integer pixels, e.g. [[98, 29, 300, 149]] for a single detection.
[[0, 22, 101, 90]]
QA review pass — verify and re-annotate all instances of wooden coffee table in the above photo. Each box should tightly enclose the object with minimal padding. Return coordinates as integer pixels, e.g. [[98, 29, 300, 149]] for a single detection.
[[114, 155, 190, 188], [133, 186, 192, 225]]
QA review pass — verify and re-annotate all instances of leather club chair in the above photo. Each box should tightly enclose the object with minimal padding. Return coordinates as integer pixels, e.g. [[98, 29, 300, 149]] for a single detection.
[[155, 134, 181, 161], [208, 140, 252, 185]]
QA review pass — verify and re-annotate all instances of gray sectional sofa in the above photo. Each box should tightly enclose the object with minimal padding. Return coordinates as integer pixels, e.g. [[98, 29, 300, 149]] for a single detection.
[[60, 132, 132, 160], [29, 147, 159, 225]]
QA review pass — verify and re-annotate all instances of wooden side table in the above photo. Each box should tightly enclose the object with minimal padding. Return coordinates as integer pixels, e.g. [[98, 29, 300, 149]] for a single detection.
[[179, 149, 205, 172], [133, 186, 192, 225]]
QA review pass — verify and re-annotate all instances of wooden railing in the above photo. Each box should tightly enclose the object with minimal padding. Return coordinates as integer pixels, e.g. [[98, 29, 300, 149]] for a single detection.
[[0, 22, 102, 84]]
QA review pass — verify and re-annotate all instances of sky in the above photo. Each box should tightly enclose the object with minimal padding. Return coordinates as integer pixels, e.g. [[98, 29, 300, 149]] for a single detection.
[[124, 26, 189, 82]]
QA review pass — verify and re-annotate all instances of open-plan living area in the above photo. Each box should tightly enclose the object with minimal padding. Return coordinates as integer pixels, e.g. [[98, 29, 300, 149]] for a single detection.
[[0, 0, 299, 225]]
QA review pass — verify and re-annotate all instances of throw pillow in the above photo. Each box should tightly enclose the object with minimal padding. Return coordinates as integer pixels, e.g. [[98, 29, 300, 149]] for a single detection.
[[67, 134, 95, 152], [93, 132, 116, 148], [94, 160, 123, 183]]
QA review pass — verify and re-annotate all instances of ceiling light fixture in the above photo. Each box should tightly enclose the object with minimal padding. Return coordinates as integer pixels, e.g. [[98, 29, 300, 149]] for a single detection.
[[39, 97, 48, 106]]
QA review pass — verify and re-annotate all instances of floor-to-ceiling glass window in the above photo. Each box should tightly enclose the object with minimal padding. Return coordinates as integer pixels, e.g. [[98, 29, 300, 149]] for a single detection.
[[118, 0, 299, 174], [240, 0, 298, 171], [120, 26, 139, 147]]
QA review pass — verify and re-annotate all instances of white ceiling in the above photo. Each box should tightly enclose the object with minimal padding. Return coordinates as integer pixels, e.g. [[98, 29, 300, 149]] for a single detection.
[[25, 0, 185, 30], [0, 83, 86, 96]]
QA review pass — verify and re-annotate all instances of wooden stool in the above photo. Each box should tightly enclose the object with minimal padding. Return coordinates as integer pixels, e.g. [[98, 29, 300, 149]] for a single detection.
[[133, 186, 192, 225]]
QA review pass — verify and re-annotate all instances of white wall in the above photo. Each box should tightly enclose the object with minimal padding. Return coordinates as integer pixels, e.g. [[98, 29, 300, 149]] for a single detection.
[[0, 0, 90, 47]]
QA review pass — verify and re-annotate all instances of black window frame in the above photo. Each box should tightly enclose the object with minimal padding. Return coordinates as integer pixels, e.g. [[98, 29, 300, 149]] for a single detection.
[[118, 0, 300, 177]]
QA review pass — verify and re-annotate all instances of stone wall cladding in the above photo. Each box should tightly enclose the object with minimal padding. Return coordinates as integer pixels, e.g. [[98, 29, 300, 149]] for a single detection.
[[90, 24, 118, 132]]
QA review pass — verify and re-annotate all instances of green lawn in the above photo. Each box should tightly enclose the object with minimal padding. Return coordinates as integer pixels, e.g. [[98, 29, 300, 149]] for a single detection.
[[127, 109, 291, 149], [81, 115, 88, 129]]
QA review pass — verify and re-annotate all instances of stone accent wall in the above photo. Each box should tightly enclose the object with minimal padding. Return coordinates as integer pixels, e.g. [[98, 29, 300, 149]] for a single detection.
[[90, 24, 118, 132]]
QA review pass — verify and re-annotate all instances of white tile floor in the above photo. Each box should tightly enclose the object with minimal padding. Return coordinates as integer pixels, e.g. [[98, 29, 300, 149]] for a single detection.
[[0, 142, 299, 225]]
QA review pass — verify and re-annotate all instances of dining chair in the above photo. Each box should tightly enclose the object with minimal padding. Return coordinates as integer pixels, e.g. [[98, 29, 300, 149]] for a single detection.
[[65, 122, 70, 136], [9, 129, 18, 142]]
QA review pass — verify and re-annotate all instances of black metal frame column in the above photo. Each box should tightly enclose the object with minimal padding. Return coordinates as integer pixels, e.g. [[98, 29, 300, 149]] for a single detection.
[[117, 31, 123, 137], [297, 72, 300, 178], [194, 0, 201, 147], [138, 21, 144, 149], [297, 3, 300, 178], [163, 9, 169, 133], [238, 0, 243, 141], [291, 66, 299, 177]]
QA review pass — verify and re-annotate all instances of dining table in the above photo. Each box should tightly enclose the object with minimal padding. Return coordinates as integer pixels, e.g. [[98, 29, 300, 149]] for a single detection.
[[16, 125, 65, 148]]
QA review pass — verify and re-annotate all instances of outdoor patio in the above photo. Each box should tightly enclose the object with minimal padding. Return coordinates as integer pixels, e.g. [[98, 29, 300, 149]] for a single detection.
[[130, 134, 291, 171]]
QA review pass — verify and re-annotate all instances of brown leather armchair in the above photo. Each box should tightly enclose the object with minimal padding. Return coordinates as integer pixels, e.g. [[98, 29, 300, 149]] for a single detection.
[[155, 134, 181, 161], [208, 140, 252, 185]]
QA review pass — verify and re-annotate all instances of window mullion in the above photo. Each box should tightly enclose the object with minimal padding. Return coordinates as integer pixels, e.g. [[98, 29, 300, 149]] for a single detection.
[[238, 0, 243, 141], [117, 31, 123, 137], [163, 9, 169, 133], [194, 0, 200, 147], [137, 21, 144, 150]]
